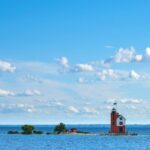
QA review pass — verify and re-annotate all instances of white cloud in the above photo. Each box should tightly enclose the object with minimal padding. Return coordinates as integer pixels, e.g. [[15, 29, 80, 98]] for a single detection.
[[135, 54, 143, 62], [57, 57, 69, 68], [114, 47, 135, 63], [57, 55, 144, 82], [107, 98, 143, 105], [74, 64, 94, 72], [145, 47, 150, 58], [97, 69, 128, 81], [56, 48, 150, 83], [83, 107, 99, 114], [55, 102, 65, 106], [102, 47, 148, 65], [0, 89, 15, 97], [68, 106, 79, 113], [25, 89, 41, 96], [1, 58, 150, 124], [97, 69, 113, 81], [102, 69, 117, 78], [0, 103, 36, 113], [0, 60, 16, 73], [120, 99, 143, 104], [106, 105, 112, 110], [57, 56, 95, 73], [20, 89, 42, 96], [129, 70, 140, 80], [26, 108, 35, 113]]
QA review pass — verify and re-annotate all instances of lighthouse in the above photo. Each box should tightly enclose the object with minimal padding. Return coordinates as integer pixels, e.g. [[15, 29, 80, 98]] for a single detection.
[[110, 103, 126, 134]]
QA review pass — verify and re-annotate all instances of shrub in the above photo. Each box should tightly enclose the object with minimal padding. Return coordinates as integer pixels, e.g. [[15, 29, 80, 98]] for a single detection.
[[21, 125, 34, 134]]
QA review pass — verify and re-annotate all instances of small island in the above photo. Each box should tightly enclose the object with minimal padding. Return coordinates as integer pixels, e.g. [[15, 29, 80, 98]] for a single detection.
[[8, 123, 90, 135], [7, 104, 138, 136], [7, 122, 137, 136], [8, 125, 44, 135]]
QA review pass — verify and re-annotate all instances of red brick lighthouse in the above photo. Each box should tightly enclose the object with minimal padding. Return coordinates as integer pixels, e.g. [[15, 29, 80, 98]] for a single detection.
[[110, 103, 126, 134]]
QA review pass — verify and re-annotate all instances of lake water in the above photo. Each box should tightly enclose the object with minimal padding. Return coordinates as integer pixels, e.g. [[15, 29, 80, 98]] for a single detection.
[[0, 125, 150, 150]]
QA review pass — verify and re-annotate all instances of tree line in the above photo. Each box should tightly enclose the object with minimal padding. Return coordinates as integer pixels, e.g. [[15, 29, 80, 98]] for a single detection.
[[8, 123, 86, 135]]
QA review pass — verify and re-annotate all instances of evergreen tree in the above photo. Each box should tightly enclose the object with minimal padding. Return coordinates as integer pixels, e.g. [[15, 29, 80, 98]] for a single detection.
[[54, 123, 66, 134]]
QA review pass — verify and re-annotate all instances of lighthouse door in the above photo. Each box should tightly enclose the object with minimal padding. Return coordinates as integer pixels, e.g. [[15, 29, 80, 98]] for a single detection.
[[119, 127, 123, 133]]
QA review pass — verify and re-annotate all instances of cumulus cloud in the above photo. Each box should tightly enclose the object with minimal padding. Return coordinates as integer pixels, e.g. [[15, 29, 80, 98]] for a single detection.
[[114, 47, 135, 63], [145, 47, 150, 58], [135, 54, 143, 62], [100, 69, 118, 80], [73, 64, 94, 73], [96, 69, 142, 81], [57, 56, 94, 73], [104, 47, 144, 64], [102, 47, 150, 65], [57, 51, 145, 82], [57, 57, 69, 68], [0, 60, 16, 73], [129, 70, 140, 80], [97, 69, 128, 81], [0, 89, 15, 97]]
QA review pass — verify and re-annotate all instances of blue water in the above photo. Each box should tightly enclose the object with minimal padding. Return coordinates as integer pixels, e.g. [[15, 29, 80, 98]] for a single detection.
[[0, 125, 150, 150]]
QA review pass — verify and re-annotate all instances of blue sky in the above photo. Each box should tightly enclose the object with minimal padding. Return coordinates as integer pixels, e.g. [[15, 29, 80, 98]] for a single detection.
[[0, 0, 150, 124]]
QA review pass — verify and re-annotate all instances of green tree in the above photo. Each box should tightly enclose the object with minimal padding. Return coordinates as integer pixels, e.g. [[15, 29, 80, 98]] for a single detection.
[[21, 125, 34, 134], [54, 123, 66, 134]]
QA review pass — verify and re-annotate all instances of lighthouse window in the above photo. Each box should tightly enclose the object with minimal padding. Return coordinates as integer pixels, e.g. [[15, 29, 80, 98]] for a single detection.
[[119, 122, 123, 125], [120, 117, 122, 120]]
